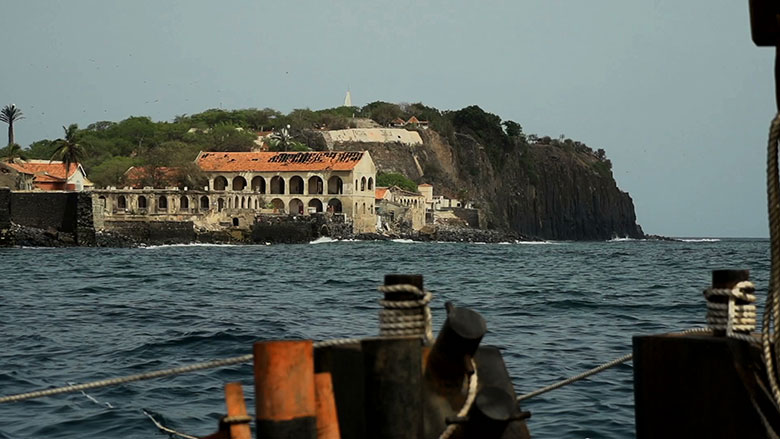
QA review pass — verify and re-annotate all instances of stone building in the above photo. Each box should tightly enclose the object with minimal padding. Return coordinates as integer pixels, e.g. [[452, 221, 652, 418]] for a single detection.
[[375, 185, 426, 231], [195, 150, 377, 233], [5, 160, 92, 191]]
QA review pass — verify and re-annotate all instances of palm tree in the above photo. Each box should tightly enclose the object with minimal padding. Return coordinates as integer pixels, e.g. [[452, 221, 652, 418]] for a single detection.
[[0, 104, 24, 146], [1, 143, 26, 162], [51, 124, 85, 186]]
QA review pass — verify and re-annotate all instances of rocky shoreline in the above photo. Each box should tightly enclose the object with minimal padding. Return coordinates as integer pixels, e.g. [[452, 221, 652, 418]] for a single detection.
[[2, 222, 682, 248]]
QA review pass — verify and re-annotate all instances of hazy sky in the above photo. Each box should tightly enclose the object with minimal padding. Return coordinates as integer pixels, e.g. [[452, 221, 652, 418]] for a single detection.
[[0, 1, 773, 237]]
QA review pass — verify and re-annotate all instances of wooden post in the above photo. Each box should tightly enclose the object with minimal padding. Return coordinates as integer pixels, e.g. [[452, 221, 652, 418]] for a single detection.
[[315, 373, 341, 439], [314, 343, 365, 439], [224, 382, 251, 439], [362, 336, 424, 439], [253, 340, 317, 439]]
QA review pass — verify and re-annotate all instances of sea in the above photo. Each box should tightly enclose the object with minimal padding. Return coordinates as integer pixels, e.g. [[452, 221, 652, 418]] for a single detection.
[[0, 238, 770, 438]]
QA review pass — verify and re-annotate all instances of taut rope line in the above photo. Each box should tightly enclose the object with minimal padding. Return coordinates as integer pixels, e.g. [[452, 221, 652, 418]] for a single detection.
[[764, 113, 780, 408], [0, 338, 360, 404]]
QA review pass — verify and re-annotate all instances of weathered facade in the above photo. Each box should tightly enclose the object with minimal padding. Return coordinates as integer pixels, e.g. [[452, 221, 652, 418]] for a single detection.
[[5, 160, 92, 191], [375, 186, 426, 231], [195, 150, 377, 233]]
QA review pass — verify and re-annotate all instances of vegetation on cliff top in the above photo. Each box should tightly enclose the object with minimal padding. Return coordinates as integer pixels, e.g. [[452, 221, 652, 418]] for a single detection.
[[0, 102, 613, 189]]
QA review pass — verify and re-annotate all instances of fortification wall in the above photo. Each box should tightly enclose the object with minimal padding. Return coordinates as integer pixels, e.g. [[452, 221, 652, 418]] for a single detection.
[[103, 220, 195, 244], [322, 129, 423, 147], [0, 188, 10, 229], [10, 192, 78, 233], [451, 208, 482, 229]]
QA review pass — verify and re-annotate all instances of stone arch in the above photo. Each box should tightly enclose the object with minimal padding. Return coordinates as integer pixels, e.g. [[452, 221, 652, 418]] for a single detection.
[[234, 196, 239, 209], [328, 198, 343, 213], [213, 176, 228, 191], [98, 196, 107, 209], [361, 177, 366, 191], [251, 176, 266, 193], [289, 176, 304, 194], [158, 196, 168, 210], [328, 176, 343, 194], [271, 198, 285, 212], [289, 198, 304, 215], [270, 176, 285, 194], [180, 196, 189, 210], [368, 177, 373, 190], [254, 198, 258, 209], [218, 198, 225, 211], [355, 202, 358, 213], [233, 176, 247, 191], [138, 195, 148, 209], [362, 202, 366, 214], [308, 198, 323, 213], [117, 195, 127, 210], [200, 196, 209, 210], [308, 176, 324, 194], [241, 197, 246, 209]]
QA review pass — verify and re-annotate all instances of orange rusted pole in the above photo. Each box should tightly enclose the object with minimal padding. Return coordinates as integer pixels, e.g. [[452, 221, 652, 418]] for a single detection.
[[253, 340, 317, 439], [224, 382, 251, 439], [314, 372, 341, 439]]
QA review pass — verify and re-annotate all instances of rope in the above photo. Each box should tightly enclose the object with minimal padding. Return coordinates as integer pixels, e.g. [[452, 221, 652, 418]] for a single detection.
[[143, 409, 200, 439], [0, 338, 358, 404], [377, 284, 434, 343], [704, 281, 758, 334], [765, 113, 780, 412], [516, 328, 713, 403], [438, 359, 478, 439]]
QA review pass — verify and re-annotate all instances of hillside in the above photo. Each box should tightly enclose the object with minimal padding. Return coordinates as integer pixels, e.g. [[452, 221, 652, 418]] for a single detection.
[[1, 103, 644, 240]]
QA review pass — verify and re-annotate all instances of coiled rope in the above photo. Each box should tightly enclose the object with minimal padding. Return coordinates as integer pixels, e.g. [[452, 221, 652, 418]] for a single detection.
[[704, 281, 758, 336], [377, 284, 434, 344], [0, 338, 359, 404]]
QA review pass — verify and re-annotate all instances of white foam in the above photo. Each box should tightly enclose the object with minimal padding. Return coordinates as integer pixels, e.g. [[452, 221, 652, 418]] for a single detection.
[[679, 238, 721, 243], [390, 239, 417, 243]]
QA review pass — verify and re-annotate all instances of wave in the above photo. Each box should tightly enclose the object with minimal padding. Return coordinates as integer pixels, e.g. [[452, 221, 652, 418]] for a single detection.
[[679, 238, 721, 243], [309, 237, 360, 244], [608, 237, 646, 242], [391, 239, 417, 243], [140, 243, 239, 249], [517, 240, 559, 245]]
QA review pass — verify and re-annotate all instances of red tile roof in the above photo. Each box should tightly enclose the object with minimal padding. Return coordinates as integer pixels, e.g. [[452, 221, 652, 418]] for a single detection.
[[418, 183, 432, 187], [197, 151, 365, 172], [123, 166, 182, 188], [6, 160, 82, 180], [375, 187, 389, 199]]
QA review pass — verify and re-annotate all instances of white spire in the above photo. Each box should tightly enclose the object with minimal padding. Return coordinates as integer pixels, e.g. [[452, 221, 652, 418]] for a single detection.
[[344, 90, 352, 107]]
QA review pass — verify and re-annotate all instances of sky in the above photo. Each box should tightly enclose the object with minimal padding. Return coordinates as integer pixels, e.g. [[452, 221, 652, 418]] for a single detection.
[[0, 1, 774, 238]]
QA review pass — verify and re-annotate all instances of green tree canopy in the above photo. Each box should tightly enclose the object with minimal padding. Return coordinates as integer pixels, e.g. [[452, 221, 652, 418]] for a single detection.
[[376, 172, 418, 193]]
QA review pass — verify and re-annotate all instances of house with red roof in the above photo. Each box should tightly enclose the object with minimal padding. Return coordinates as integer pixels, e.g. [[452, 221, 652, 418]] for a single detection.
[[5, 160, 93, 191], [195, 150, 377, 233]]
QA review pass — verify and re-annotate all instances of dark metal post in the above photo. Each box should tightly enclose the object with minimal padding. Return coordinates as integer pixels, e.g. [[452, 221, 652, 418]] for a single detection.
[[362, 336, 424, 439], [314, 343, 366, 439], [424, 303, 487, 437], [473, 347, 531, 439]]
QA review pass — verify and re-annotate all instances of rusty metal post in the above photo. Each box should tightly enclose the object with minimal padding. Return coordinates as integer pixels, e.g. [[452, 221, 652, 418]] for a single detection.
[[362, 336, 424, 439], [314, 343, 365, 439], [314, 372, 341, 439], [224, 383, 251, 439], [253, 340, 317, 439], [423, 303, 487, 438]]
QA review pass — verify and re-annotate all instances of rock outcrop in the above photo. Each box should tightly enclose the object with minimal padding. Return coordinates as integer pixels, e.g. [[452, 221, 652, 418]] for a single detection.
[[324, 128, 643, 241]]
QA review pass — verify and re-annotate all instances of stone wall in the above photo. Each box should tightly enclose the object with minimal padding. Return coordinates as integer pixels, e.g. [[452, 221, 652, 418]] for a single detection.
[[321, 129, 423, 148], [103, 220, 195, 244], [0, 188, 10, 229], [10, 192, 79, 233], [451, 208, 482, 229]]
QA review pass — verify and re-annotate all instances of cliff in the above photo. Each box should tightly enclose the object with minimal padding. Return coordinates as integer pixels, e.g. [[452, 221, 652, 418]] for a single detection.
[[324, 127, 644, 241]]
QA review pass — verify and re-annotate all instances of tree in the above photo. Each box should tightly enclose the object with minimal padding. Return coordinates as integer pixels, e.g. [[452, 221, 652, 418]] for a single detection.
[[51, 124, 86, 186], [376, 172, 418, 192], [502, 120, 523, 138], [0, 143, 26, 162], [0, 104, 24, 146]]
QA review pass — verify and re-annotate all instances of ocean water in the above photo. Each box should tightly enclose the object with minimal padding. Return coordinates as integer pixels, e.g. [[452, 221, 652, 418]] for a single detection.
[[0, 238, 770, 438]]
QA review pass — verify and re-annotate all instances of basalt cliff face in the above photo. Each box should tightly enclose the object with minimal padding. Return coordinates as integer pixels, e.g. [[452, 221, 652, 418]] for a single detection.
[[331, 129, 643, 241]]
